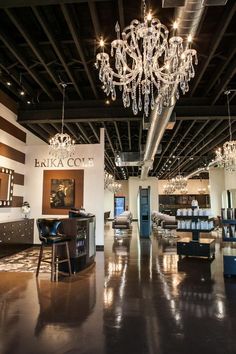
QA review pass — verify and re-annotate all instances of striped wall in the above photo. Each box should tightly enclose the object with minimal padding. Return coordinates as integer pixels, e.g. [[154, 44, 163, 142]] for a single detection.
[[0, 115, 25, 214]]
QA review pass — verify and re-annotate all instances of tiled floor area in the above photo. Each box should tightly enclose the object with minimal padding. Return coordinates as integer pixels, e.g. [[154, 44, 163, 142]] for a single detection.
[[0, 222, 236, 354]]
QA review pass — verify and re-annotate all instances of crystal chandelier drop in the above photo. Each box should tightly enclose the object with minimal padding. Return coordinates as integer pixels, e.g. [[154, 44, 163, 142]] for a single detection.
[[215, 90, 236, 172], [49, 83, 75, 159], [179, 187, 188, 194], [95, 0, 197, 117], [163, 180, 176, 194]]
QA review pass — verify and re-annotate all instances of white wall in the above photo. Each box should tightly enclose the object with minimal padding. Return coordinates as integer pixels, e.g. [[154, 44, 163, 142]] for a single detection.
[[104, 189, 114, 218], [209, 167, 225, 217], [25, 130, 105, 245]]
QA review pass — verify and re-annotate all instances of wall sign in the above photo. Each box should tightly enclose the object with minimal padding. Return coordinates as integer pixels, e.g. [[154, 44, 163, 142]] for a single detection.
[[34, 157, 94, 168]]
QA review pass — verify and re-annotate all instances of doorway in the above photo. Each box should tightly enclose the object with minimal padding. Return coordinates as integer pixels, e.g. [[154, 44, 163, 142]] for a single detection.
[[114, 196, 125, 217]]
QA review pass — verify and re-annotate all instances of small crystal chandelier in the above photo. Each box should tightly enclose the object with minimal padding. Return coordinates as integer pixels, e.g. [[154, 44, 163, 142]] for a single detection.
[[163, 180, 176, 194], [49, 83, 75, 159], [172, 158, 187, 190], [95, 0, 197, 117], [215, 90, 236, 172], [108, 181, 122, 194], [104, 171, 114, 190], [104, 170, 122, 194]]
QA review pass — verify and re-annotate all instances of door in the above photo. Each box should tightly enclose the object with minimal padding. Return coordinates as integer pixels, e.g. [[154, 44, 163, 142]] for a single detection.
[[114, 196, 125, 217]]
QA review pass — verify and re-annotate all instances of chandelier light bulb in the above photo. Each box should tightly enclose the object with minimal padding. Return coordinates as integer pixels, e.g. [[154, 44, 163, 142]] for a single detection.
[[146, 12, 152, 21], [187, 34, 192, 43], [173, 21, 178, 30], [99, 37, 105, 47], [96, 0, 198, 117]]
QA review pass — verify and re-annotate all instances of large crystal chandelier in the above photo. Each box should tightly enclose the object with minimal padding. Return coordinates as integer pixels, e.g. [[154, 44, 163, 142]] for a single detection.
[[95, 0, 197, 117], [108, 181, 122, 194], [215, 90, 236, 172], [49, 83, 75, 159]]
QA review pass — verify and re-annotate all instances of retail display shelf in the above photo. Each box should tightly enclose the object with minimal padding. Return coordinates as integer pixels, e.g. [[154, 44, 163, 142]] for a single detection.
[[176, 216, 214, 220], [177, 228, 214, 233]]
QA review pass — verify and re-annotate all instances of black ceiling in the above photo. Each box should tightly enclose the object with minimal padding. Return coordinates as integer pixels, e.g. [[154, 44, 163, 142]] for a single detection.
[[0, 0, 235, 180]]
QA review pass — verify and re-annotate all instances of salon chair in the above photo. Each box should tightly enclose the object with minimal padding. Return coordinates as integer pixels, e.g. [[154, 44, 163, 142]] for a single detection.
[[36, 218, 72, 281]]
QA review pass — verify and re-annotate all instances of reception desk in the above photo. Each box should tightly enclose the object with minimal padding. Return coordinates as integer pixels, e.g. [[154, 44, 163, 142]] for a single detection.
[[60, 216, 96, 273]]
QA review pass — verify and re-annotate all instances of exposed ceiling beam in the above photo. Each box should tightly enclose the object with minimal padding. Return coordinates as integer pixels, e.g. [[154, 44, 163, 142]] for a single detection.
[[177, 123, 236, 174], [138, 121, 142, 151], [64, 123, 79, 142], [210, 58, 236, 105], [153, 121, 183, 174], [88, 0, 101, 38], [0, 0, 110, 8], [0, 57, 34, 97], [114, 122, 122, 151], [32, 6, 84, 100], [204, 39, 236, 96], [75, 122, 91, 143], [17, 102, 236, 122], [190, 2, 236, 96], [118, 0, 125, 30], [166, 120, 227, 177], [5, 8, 63, 96], [61, 4, 98, 99], [0, 29, 54, 100], [127, 121, 131, 151], [89, 122, 99, 142]]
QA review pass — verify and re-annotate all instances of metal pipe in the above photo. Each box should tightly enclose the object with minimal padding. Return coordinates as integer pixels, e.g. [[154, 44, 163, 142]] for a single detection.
[[140, 0, 205, 180]]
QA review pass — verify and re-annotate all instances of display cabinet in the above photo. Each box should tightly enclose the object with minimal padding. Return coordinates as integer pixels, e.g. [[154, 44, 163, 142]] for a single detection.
[[221, 218, 236, 276], [176, 208, 215, 259], [159, 194, 210, 215], [60, 216, 96, 273], [0, 219, 34, 244]]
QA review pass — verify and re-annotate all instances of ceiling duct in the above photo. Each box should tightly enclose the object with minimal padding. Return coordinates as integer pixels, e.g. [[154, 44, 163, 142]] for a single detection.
[[140, 0, 205, 180], [115, 152, 144, 167]]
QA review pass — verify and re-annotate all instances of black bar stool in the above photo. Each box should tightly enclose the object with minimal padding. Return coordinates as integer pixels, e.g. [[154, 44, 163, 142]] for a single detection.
[[36, 218, 72, 281]]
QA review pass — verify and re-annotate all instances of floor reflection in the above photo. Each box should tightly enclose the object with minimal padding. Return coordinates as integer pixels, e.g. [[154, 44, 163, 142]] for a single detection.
[[1, 222, 236, 354]]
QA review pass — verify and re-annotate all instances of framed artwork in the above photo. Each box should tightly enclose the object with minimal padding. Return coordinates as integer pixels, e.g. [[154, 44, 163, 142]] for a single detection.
[[50, 179, 75, 208], [42, 170, 84, 215]]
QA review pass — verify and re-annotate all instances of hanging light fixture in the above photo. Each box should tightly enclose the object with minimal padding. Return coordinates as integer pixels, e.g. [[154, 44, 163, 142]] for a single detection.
[[172, 158, 187, 190], [108, 180, 122, 194], [163, 179, 176, 194], [95, 0, 197, 117], [49, 83, 75, 159], [215, 90, 236, 172], [104, 171, 114, 190]]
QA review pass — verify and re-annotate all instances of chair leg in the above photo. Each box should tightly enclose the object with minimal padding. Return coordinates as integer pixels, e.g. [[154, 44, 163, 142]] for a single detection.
[[36, 244, 43, 277], [51, 243, 56, 282], [65, 242, 72, 276]]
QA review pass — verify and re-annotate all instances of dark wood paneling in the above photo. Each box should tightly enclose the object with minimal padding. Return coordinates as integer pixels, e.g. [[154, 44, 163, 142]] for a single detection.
[[12, 195, 23, 207], [0, 142, 25, 164], [0, 219, 34, 244], [13, 172, 24, 185], [0, 90, 17, 114], [42, 169, 84, 215], [0, 116, 26, 143]]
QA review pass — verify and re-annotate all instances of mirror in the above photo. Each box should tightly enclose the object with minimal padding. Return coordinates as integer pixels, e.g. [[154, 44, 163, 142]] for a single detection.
[[0, 167, 14, 207]]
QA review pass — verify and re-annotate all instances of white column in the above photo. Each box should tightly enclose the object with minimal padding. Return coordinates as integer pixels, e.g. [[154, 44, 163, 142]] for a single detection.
[[209, 167, 225, 217]]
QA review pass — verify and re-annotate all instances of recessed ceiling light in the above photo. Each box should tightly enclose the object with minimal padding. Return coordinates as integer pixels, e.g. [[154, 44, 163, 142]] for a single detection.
[[20, 90, 25, 96], [105, 99, 110, 105], [6, 81, 11, 86]]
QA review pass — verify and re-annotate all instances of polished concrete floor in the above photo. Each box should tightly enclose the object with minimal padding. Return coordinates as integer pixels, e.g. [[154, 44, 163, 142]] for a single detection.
[[0, 223, 236, 354]]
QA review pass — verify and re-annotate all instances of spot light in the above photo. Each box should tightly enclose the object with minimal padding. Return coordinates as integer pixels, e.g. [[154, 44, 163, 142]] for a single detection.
[[6, 81, 11, 86]]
